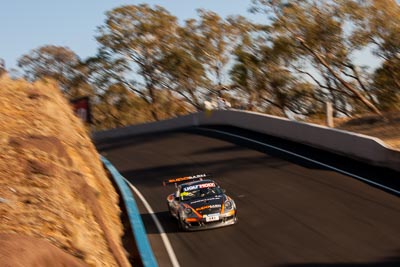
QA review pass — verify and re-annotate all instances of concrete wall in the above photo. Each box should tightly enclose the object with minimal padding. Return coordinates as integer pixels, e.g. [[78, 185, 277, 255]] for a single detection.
[[93, 110, 400, 172]]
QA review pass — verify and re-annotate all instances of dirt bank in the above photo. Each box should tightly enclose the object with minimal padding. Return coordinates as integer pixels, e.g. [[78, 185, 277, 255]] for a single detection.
[[0, 75, 131, 266]]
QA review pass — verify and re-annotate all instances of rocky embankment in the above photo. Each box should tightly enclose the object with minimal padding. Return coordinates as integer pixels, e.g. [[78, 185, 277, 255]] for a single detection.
[[0, 76, 130, 266]]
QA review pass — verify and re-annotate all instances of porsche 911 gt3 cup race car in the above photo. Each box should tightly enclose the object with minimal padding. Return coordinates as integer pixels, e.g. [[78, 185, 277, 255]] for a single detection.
[[164, 174, 237, 231]]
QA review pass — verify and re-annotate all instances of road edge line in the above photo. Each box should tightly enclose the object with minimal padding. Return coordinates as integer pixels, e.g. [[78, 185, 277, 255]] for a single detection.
[[126, 180, 181, 267], [101, 156, 159, 267], [201, 128, 400, 196]]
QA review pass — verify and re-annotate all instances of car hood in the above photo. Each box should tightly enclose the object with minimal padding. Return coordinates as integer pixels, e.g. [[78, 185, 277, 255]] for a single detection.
[[185, 195, 225, 215]]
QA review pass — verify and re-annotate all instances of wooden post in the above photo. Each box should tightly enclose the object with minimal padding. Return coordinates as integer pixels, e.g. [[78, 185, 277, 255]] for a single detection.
[[326, 101, 334, 127]]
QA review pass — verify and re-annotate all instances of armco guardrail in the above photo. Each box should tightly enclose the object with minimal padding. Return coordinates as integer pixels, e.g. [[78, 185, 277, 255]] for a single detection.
[[101, 156, 158, 267], [94, 110, 400, 172]]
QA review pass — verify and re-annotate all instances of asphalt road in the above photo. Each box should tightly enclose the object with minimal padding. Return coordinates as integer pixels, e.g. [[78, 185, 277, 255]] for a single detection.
[[97, 127, 400, 267]]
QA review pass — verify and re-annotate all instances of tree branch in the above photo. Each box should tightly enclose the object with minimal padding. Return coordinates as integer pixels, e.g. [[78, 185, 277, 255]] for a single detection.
[[295, 36, 382, 116]]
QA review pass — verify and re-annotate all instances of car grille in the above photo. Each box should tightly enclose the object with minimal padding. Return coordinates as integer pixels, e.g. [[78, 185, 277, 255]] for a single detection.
[[197, 207, 221, 215]]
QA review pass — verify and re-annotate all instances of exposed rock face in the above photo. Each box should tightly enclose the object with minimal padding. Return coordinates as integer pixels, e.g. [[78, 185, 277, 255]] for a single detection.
[[0, 76, 131, 266], [0, 234, 88, 267]]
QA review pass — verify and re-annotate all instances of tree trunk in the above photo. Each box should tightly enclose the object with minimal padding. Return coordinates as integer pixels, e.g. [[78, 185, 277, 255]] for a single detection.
[[296, 37, 383, 117]]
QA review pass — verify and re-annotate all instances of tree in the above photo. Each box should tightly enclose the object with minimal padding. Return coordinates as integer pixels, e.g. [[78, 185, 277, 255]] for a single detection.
[[251, 0, 383, 117], [197, 10, 234, 89], [159, 13, 251, 111], [17, 45, 90, 97], [231, 37, 317, 117], [372, 58, 400, 111], [159, 45, 208, 110], [0, 58, 6, 77], [91, 83, 151, 130], [96, 4, 180, 120], [344, 0, 400, 111]]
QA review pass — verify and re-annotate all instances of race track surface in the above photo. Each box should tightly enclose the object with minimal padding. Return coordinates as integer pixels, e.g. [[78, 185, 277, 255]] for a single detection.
[[96, 128, 400, 267]]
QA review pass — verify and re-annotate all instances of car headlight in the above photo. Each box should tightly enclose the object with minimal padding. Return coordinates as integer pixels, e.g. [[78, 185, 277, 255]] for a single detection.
[[224, 200, 234, 210], [184, 208, 193, 214]]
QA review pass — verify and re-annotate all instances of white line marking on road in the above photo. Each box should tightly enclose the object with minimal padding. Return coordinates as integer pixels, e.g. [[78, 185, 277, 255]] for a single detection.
[[203, 128, 400, 195], [125, 180, 181, 267]]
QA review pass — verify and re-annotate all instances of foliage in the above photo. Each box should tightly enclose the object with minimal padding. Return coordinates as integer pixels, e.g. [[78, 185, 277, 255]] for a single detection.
[[15, 2, 400, 129], [96, 4, 180, 120], [17, 45, 91, 98], [344, 0, 400, 111], [251, 0, 384, 116]]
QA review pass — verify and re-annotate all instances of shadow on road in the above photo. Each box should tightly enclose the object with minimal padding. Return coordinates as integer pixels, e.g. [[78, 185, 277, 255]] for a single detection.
[[278, 256, 400, 267], [140, 211, 179, 234]]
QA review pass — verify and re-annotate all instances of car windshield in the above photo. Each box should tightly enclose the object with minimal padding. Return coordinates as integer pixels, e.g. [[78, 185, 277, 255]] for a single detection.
[[180, 186, 223, 201]]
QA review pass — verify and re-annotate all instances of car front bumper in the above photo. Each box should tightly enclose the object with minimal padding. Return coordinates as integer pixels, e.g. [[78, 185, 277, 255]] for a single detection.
[[181, 212, 237, 231]]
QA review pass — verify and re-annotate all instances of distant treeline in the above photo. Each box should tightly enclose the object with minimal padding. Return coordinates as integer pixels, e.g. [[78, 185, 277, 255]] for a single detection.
[[5, 0, 400, 130]]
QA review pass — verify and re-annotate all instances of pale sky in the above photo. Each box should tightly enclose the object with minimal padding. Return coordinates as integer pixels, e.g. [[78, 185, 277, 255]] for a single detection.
[[0, 1, 379, 72], [0, 0, 262, 70]]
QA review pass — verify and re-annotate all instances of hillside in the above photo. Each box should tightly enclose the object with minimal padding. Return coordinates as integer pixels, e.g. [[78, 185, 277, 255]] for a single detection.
[[0, 75, 130, 266], [0, 73, 398, 266], [336, 113, 400, 151]]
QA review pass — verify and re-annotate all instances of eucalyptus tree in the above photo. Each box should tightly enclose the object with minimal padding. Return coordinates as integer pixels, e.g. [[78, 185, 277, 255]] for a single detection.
[[231, 36, 318, 117], [96, 4, 180, 120], [251, 0, 383, 117], [85, 51, 193, 128], [372, 58, 400, 111], [229, 16, 319, 117], [155, 11, 250, 110], [17, 45, 91, 97], [92, 83, 150, 130], [158, 19, 210, 110], [343, 0, 400, 111], [84, 50, 130, 95], [184, 10, 240, 94]]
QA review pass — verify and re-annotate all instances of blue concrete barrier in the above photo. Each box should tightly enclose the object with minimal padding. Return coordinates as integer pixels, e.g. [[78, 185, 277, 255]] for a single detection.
[[101, 156, 158, 267]]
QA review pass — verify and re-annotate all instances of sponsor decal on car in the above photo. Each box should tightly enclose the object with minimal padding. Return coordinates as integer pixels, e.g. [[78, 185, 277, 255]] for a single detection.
[[199, 182, 215, 188], [190, 196, 222, 204], [183, 182, 216, 192], [183, 185, 198, 191], [180, 191, 190, 197], [195, 204, 221, 211], [165, 174, 208, 184]]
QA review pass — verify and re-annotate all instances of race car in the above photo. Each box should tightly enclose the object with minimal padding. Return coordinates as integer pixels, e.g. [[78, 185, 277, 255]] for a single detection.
[[164, 174, 237, 231]]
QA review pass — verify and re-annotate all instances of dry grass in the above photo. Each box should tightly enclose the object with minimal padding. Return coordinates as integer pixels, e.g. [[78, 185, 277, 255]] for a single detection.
[[0, 75, 130, 266], [305, 112, 400, 151], [336, 113, 400, 150]]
